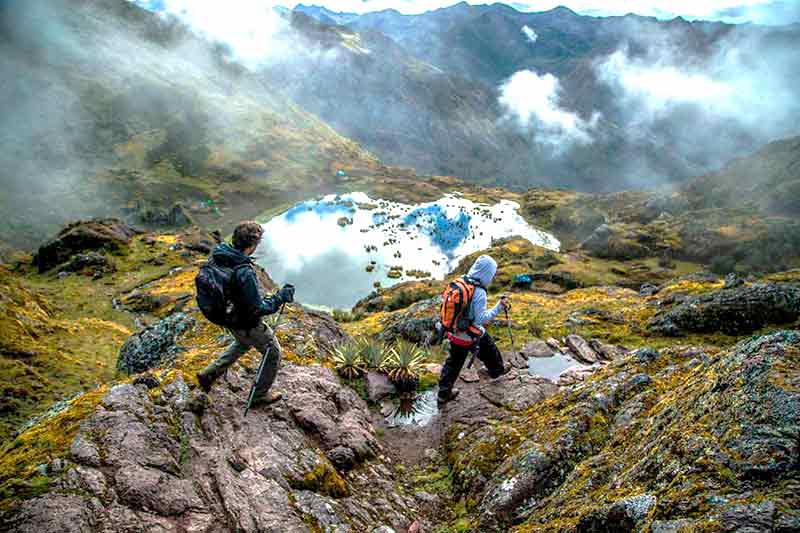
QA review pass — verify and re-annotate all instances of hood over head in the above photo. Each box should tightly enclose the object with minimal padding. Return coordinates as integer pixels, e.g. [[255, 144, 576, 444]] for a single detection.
[[212, 242, 252, 268], [467, 255, 497, 287]]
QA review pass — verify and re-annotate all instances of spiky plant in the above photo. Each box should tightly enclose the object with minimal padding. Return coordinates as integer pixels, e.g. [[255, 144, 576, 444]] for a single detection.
[[387, 340, 425, 384], [331, 341, 364, 379], [359, 337, 389, 372]]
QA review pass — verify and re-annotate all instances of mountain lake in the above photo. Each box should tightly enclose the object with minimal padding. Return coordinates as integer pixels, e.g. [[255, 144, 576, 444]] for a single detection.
[[255, 192, 559, 309]]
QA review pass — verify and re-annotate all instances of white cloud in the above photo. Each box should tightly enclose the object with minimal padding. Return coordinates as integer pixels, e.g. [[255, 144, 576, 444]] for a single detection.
[[596, 48, 736, 122], [154, 0, 289, 66], [499, 70, 599, 148], [521, 25, 538, 43], [595, 34, 799, 135]]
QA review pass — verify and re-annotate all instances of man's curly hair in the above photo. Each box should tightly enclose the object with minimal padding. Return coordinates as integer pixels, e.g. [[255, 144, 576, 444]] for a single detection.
[[232, 221, 264, 251]]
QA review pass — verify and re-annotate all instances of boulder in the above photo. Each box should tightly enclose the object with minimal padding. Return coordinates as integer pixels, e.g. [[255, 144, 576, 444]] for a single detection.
[[557, 365, 600, 386], [723, 272, 744, 289], [59, 252, 115, 277], [519, 340, 555, 358], [34, 218, 139, 272], [381, 315, 430, 343], [302, 309, 349, 350], [588, 339, 626, 361], [178, 229, 222, 254], [365, 372, 395, 402], [564, 334, 599, 364], [117, 313, 195, 374], [136, 203, 195, 227], [479, 371, 558, 411], [649, 283, 800, 336], [527, 272, 583, 291], [639, 283, 659, 296], [374, 296, 440, 339], [545, 337, 563, 351]]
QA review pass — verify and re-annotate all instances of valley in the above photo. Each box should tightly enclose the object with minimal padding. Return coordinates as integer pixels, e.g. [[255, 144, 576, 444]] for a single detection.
[[0, 1, 799, 532]]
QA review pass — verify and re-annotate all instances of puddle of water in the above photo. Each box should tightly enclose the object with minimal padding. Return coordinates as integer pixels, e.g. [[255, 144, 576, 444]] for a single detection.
[[527, 353, 582, 381], [255, 192, 560, 309], [385, 389, 439, 428]]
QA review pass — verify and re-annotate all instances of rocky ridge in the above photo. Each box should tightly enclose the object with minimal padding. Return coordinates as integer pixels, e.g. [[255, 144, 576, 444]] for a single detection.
[[445, 331, 800, 531], [7, 363, 420, 532]]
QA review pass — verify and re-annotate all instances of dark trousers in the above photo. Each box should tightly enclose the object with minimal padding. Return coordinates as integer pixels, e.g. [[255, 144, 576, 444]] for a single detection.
[[438, 333, 504, 400], [199, 320, 281, 400]]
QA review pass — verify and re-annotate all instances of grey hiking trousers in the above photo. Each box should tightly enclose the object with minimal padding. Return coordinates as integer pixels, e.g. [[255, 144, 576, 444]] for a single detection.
[[199, 320, 281, 399]]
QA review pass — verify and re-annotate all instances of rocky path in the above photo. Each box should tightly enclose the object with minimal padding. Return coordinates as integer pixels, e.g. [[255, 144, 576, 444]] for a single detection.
[[373, 367, 559, 468]]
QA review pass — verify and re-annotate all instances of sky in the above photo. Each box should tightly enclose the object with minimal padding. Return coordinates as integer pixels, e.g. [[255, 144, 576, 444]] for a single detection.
[[137, 0, 800, 24]]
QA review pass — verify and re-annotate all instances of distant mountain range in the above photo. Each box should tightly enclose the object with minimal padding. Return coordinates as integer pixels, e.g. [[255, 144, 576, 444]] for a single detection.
[[286, 3, 800, 189]]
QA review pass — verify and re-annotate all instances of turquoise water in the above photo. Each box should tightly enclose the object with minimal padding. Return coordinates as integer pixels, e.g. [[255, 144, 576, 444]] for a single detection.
[[527, 353, 581, 381], [255, 192, 559, 309]]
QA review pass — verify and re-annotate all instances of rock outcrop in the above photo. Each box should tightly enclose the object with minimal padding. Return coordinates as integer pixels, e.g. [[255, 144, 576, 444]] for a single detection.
[[33, 219, 140, 272], [649, 283, 800, 336], [117, 313, 196, 374], [378, 297, 440, 345], [445, 331, 800, 531], [7, 364, 418, 532], [59, 252, 115, 277]]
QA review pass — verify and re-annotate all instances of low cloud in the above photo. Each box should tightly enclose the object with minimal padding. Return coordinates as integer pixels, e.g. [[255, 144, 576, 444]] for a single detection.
[[596, 47, 736, 123], [521, 25, 538, 43], [146, 0, 290, 66], [499, 70, 599, 149], [594, 26, 800, 163]]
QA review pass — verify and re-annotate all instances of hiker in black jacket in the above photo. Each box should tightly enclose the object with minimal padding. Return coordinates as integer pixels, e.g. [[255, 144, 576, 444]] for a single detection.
[[197, 221, 294, 405]]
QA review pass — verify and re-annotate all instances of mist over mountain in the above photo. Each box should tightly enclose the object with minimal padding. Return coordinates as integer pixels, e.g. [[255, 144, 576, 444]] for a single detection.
[[292, 2, 800, 189], [0, 0, 386, 246]]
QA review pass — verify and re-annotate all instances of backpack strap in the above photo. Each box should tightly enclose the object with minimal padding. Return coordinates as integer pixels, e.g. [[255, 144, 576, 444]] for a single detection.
[[463, 275, 486, 291]]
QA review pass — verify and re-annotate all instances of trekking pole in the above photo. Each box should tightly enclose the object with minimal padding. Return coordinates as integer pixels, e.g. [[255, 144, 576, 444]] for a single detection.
[[504, 305, 515, 351], [244, 302, 286, 417]]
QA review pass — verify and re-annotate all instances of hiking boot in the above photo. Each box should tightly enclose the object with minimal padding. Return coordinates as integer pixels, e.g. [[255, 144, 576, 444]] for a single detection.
[[478, 363, 512, 381], [437, 388, 460, 407], [249, 391, 283, 408], [197, 372, 213, 393]]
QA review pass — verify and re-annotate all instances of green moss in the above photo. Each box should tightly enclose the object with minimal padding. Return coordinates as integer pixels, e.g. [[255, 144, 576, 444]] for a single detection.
[[412, 466, 452, 494], [0, 386, 106, 513], [291, 458, 349, 498]]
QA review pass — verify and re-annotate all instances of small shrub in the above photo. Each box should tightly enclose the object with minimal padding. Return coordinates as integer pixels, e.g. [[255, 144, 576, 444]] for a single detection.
[[331, 341, 364, 379], [359, 338, 389, 372], [387, 340, 425, 382], [331, 309, 364, 323]]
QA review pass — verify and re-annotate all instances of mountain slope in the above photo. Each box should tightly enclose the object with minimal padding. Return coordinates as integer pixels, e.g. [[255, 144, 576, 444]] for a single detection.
[[686, 136, 800, 215], [0, 0, 396, 248]]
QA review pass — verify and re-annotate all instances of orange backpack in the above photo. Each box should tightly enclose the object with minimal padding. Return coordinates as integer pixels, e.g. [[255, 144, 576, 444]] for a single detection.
[[440, 277, 478, 333]]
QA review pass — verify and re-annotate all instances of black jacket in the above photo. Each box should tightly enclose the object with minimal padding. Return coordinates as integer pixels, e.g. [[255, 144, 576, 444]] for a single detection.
[[211, 243, 282, 330]]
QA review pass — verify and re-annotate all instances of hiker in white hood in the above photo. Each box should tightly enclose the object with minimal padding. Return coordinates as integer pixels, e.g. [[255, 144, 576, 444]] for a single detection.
[[438, 255, 511, 405]]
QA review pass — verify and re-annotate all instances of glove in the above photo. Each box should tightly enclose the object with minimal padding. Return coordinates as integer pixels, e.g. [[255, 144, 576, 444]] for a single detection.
[[278, 284, 295, 304]]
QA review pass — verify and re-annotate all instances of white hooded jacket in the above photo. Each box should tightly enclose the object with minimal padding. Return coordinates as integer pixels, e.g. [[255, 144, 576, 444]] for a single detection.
[[466, 255, 502, 330]]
